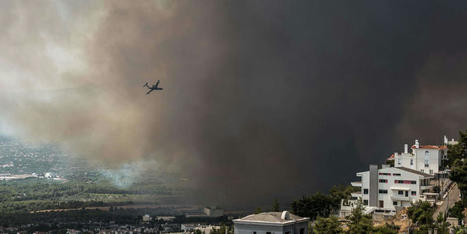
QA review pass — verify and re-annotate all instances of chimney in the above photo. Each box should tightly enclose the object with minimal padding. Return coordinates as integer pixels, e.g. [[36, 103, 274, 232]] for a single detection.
[[415, 139, 419, 148], [404, 144, 408, 154], [444, 136, 448, 145]]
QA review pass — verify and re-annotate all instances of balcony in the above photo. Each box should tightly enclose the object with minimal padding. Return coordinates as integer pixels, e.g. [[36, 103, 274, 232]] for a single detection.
[[421, 185, 433, 190], [351, 181, 362, 187], [390, 196, 410, 201], [351, 192, 362, 198]]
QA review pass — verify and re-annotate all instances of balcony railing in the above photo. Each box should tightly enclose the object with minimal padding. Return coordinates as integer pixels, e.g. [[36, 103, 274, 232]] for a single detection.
[[351, 181, 362, 187], [390, 196, 410, 201]]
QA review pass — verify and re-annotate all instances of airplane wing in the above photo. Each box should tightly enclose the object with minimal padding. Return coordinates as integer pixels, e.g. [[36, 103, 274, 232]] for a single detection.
[[146, 89, 154, 95]]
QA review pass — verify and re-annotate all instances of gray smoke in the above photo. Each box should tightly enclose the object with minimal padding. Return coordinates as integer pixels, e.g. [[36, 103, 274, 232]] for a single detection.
[[1, 1, 467, 207]]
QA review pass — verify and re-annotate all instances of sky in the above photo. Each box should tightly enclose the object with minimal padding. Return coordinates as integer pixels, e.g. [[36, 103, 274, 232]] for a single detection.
[[1, 0, 467, 208]]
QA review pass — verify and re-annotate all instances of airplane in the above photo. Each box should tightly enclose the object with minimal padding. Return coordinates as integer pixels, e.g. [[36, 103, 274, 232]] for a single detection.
[[143, 80, 163, 95]]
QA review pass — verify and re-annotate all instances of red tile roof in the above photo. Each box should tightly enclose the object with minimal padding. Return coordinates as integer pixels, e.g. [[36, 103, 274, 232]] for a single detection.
[[411, 145, 447, 150]]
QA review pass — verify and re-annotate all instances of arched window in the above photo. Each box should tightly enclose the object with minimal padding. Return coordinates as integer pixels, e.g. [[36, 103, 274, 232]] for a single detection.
[[424, 151, 429, 167]]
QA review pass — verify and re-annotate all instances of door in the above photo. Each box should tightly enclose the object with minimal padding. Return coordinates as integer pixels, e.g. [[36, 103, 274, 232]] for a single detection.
[[379, 200, 384, 208]]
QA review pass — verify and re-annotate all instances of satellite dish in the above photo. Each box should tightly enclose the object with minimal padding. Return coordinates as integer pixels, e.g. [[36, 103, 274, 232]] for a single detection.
[[281, 211, 290, 220]]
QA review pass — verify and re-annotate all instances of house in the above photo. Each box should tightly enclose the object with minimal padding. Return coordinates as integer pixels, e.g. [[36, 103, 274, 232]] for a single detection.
[[340, 165, 433, 217], [387, 137, 458, 175], [233, 211, 309, 234]]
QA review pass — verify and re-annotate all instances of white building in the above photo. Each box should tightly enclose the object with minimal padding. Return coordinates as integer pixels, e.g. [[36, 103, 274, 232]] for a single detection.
[[234, 211, 309, 234], [340, 165, 433, 217], [204, 206, 224, 217], [142, 214, 152, 222], [387, 137, 458, 175]]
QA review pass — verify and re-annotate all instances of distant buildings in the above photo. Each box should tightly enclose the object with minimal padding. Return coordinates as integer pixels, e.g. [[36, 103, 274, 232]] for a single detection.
[[340, 136, 456, 217], [233, 211, 309, 234], [142, 214, 152, 222], [204, 206, 224, 217]]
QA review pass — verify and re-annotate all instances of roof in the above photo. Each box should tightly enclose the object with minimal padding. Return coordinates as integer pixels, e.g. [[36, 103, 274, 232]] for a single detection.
[[395, 167, 433, 177], [411, 145, 447, 150], [233, 211, 309, 225]]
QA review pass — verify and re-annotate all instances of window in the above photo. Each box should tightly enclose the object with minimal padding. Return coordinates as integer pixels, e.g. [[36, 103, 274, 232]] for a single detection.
[[410, 159, 413, 166], [266, 232, 271, 234], [411, 191, 416, 196], [398, 190, 404, 195], [379, 179, 388, 183], [363, 189, 368, 194], [379, 189, 388, 194], [397, 159, 401, 165], [395, 180, 416, 184], [392, 173, 401, 176], [393, 201, 398, 206], [424, 151, 430, 167], [379, 172, 391, 176], [363, 200, 368, 205], [300, 228, 304, 234], [379, 200, 384, 208], [421, 169, 424, 173], [429, 169, 433, 174]]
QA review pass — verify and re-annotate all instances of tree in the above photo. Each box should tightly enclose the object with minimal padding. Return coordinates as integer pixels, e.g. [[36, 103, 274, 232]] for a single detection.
[[447, 130, 467, 206], [407, 201, 434, 226], [448, 201, 465, 222], [313, 216, 342, 234], [434, 213, 450, 234], [291, 193, 334, 220], [328, 185, 358, 210], [372, 224, 399, 234], [291, 185, 356, 220], [348, 204, 373, 234], [272, 199, 280, 212]]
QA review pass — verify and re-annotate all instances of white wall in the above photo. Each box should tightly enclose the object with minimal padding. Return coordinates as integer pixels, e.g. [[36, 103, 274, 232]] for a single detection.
[[355, 167, 426, 211], [234, 222, 308, 234], [413, 148, 441, 174]]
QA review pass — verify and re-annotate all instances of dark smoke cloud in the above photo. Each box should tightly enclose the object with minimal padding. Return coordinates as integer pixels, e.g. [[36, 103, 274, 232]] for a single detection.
[[2, 1, 467, 207]]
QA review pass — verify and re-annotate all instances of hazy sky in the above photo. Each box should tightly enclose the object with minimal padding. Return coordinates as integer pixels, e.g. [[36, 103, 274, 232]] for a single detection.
[[1, 1, 467, 207]]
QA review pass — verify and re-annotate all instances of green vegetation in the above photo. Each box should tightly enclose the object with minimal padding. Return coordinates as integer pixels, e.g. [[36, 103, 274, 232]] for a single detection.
[[407, 201, 434, 226], [312, 204, 399, 234], [447, 130, 467, 206], [407, 201, 453, 234], [0, 177, 175, 214], [313, 216, 342, 234], [347, 204, 374, 234], [291, 185, 357, 220]]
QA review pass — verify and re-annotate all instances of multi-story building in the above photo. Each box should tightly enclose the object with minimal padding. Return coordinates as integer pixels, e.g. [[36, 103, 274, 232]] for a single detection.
[[340, 165, 433, 217], [233, 211, 309, 234], [387, 137, 457, 175], [340, 136, 457, 217]]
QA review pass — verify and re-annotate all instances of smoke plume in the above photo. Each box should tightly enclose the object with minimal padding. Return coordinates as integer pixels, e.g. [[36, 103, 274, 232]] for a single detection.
[[1, 1, 467, 207]]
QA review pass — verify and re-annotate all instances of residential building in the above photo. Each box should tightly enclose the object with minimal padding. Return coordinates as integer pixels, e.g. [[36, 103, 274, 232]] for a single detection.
[[387, 136, 457, 175], [341, 165, 433, 217], [233, 211, 309, 234]]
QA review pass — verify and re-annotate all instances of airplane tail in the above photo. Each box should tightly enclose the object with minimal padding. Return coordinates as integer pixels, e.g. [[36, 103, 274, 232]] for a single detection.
[[143, 82, 148, 88]]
